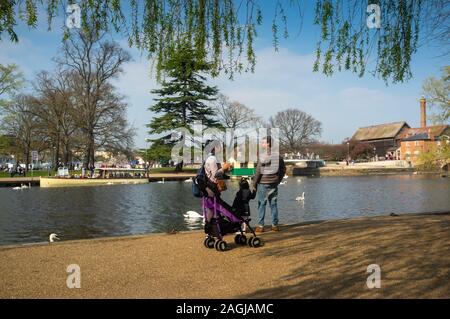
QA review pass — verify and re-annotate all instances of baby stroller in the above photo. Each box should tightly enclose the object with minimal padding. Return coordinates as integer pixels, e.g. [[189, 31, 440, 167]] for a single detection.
[[202, 195, 262, 252]]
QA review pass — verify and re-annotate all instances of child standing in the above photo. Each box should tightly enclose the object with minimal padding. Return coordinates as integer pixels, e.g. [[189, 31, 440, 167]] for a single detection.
[[232, 178, 256, 232]]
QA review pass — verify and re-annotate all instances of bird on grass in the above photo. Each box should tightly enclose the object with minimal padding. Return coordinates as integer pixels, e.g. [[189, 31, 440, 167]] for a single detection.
[[49, 233, 60, 243]]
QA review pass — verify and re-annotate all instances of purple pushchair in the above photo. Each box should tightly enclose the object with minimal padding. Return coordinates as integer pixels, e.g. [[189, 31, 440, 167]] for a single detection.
[[202, 195, 262, 251]]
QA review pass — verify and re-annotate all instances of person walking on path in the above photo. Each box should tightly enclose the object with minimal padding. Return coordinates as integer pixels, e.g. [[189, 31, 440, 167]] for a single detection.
[[253, 136, 286, 232]]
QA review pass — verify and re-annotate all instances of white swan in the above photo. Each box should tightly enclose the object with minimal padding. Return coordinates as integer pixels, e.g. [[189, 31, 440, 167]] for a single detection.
[[296, 192, 305, 202], [157, 178, 165, 184], [183, 210, 203, 218], [184, 178, 193, 183], [12, 183, 29, 190], [49, 233, 60, 243]]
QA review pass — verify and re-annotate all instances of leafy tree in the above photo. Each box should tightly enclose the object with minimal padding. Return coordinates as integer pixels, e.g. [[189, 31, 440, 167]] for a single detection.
[[0, 63, 24, 97], [423, 66, 450, 124], [417, 140, 450, 171], [0, 64, 24, 109], [0, 134, 11, 155], [1, 1, 449, 83], [145, 140, 172, 166], [147, 41, 219, 167], [149, 42, 219, 132]]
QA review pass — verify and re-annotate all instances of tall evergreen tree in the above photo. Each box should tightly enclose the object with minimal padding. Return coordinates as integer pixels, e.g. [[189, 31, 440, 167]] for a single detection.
[[148, 43, 219, 132], [147, 42, 220, 166]]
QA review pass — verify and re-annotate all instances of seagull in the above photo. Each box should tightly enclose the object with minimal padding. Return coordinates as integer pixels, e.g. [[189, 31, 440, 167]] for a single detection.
[[296, 192, 305, 202], [49, 233, 60, 243], [183, 210, 203, 218]]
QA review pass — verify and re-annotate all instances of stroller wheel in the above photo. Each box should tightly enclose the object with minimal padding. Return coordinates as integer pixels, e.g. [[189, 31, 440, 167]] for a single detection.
[[204, 237, 215, 249], [215, 240, 227, 252], [234, 234, 247, 245], [250, 237, 262, 248], [248, 236, 262, 248]]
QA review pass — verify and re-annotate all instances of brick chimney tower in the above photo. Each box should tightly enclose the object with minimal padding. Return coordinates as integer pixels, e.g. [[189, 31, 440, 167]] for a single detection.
[[420, 96, 427, 128]]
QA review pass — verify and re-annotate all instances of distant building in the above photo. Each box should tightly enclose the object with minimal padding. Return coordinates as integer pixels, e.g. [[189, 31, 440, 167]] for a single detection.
[[351, 97, 450, 162], [351, 121, 410, 159], [398, 128, 449, 164]]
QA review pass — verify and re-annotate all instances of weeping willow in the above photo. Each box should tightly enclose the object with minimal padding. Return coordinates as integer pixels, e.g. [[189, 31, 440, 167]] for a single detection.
[[0, 0, 448, 83]]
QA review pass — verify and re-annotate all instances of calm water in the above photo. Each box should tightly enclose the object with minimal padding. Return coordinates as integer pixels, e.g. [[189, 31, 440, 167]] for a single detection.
[[0, 175, 449, 245]]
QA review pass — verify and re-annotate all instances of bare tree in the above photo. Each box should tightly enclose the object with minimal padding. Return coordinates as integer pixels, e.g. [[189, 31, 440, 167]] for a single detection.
[[56, 27, 132, 168], [214, 94, 263, 129], [269, 108, 322, 153], [0, 94, 44, 172], [32, 70, 80, 169]]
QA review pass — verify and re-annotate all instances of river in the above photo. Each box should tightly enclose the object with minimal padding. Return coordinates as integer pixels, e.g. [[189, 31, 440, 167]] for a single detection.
[[0, 174, 449, 245]]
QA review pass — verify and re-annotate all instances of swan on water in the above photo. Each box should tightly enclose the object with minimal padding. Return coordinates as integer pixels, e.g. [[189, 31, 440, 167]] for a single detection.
[[49, 233, 60, 243], [12, 183, 29, 190], [296, 192, 305, 202], [157, 178, 165, 184], [183, 211, 203, 218], [184, 178, 193, 183]]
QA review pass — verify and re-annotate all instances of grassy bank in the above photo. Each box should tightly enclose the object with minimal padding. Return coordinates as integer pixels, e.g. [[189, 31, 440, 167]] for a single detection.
[[1, 212, 449, 298]]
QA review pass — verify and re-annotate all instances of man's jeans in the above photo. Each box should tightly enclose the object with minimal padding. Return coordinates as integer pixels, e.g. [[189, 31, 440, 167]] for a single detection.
[[257, 184, 279, 226]]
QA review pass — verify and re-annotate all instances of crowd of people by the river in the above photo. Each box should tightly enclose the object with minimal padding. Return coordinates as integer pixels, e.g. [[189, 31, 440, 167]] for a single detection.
[[1, 163, 26, 177]]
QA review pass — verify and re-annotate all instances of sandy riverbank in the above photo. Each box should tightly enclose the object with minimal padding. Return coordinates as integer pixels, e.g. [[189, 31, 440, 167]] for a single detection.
[[1, 212, 449, 298]]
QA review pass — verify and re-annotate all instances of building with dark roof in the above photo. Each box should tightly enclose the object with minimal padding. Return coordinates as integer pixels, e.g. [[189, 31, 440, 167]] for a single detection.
[[351, 121, 410, 158]]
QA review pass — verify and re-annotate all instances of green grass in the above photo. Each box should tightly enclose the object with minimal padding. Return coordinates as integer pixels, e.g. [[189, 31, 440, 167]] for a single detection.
[[148, 167, 197, 174], [0, 170, 54, 178]]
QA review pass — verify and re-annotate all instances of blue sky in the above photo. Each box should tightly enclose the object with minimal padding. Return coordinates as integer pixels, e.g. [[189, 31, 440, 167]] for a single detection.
[[0, 2, 448, 148]]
